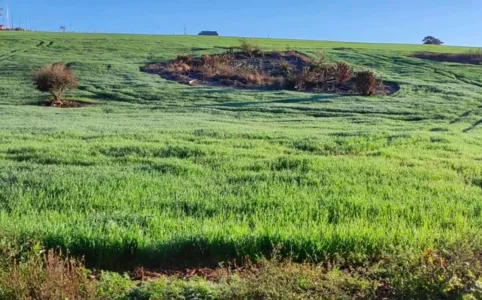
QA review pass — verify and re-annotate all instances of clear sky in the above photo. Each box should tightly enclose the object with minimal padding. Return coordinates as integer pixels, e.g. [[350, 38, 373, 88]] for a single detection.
[[3, 0, 482, 46]]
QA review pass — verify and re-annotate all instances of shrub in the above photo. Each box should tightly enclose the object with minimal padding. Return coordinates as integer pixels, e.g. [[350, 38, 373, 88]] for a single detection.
[[272, 60, 295, 77], [96, 271, 134, 299], [312, 49, 326, 66], [292, 67, 330, 91], [167, 62, 191, 73], [239, 70, 270, 85], [332, 62, 352, 84], [0, 248, 96, 300], [176, 54, 192, 64], [34, 62, 79, 103], [239, 39, 263, 57], [355, 71, 376, 95], [468, 48, 482, 59], [201, 54, 231, 67]]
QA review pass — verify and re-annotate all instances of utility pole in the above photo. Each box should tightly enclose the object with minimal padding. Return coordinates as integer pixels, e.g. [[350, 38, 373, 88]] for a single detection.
[[5, 4, 10, 29]]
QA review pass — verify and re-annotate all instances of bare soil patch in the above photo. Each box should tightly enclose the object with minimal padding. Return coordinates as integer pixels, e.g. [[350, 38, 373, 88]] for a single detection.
[[38, 99, 95, 108], [141, 51, 398, 96], [410, 52, 482, 65]]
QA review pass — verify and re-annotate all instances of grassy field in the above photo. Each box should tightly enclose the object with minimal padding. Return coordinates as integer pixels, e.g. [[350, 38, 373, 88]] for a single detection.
[[0, 32, 481, 272]]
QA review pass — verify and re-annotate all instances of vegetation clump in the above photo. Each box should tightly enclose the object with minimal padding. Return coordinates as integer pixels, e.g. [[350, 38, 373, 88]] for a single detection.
[[239, 38, 264, 57], [34, 62, 79, 105], [355, 71, 377, 95], [1, 243, 482, 299], [423, 36, 444, 45], [142, 42, 394, 96]]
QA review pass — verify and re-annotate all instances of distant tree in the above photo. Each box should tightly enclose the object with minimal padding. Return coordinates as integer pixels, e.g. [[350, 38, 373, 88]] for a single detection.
[[34, 62, 79, 103], [423, 36, 444, 45], [60, 26, 66, 32]]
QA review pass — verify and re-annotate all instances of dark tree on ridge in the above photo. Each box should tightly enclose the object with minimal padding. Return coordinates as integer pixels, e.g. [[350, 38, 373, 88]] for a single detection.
[[423, 36, 444, 45]]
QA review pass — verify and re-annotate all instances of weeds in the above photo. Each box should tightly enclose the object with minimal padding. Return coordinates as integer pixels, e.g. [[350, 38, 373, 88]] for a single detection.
[[0, 248, 95, 300], [2, 244, 481, 299]]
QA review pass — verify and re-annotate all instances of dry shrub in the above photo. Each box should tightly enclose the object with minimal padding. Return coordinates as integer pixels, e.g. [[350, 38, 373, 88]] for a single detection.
[[238, 70, 271, 85], [34, 62, 79, 103], [291, 67, 330, 91], [176, 54, 192, 64], [0, 249, 95, 300], [355, 71, 376, 95], [198, 65, 216, 78], [214, 64, 236, 75], [332, 62, 352, 84], [201, 54, 232, 67], [201, 55, 214, 66], [272, 60, 295, 77], [167, 62, 191, 73]]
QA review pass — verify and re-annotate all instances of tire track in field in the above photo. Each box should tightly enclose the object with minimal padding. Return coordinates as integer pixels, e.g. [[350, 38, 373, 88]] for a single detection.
[[450, 105, 482, 124], [0, 40, 50, 62], [463, 119, 482, 133], [340, 49, 482, 129], [342, 49, 479, 86]]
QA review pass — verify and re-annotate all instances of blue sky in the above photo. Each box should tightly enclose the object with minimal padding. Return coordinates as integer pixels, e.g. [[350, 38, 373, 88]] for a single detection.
[[3, 0, 482, 46]]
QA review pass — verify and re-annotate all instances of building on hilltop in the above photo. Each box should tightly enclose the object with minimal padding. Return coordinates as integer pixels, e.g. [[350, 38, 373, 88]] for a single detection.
[[198, 31, 219, 36]]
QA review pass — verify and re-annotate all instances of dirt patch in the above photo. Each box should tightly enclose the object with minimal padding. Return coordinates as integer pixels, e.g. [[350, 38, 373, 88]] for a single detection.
[[38, 99, 96, 108], [409, 52, 482, 65], [141, 51, 397, 96]]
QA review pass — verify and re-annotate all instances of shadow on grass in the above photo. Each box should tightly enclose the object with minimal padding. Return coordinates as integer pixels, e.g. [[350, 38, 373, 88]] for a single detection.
[[195, 94, 339, 108], [39, 233, 343, 271]]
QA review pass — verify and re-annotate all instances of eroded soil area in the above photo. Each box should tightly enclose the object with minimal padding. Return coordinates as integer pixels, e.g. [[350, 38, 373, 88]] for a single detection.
[[142, 51, 398, 96]]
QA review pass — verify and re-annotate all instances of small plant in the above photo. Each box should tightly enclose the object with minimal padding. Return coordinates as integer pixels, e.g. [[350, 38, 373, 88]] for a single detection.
[[239, 38, 263, 57], [312, 49, 326, 66], [34, 62, 79, 103], [272, 60, 295, 77], [355, 71, 376, 95]]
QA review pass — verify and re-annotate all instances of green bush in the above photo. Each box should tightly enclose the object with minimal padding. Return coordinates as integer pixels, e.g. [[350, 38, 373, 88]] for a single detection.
[[239, 39, 263, 57]]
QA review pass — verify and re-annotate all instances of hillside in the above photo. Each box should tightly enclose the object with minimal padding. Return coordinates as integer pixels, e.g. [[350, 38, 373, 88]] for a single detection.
[[0, 32, 481, 298]]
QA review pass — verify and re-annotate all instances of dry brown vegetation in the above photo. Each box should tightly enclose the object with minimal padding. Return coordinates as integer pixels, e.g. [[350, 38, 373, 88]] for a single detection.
[[0, 249, 96, 300], [355, 71, 377, 95], [142, 45, 394, 96], [34, 62, 79, 106]]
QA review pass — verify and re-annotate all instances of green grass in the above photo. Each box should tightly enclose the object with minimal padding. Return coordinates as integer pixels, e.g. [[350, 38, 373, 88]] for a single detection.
[[0, 31, 481, 269]]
